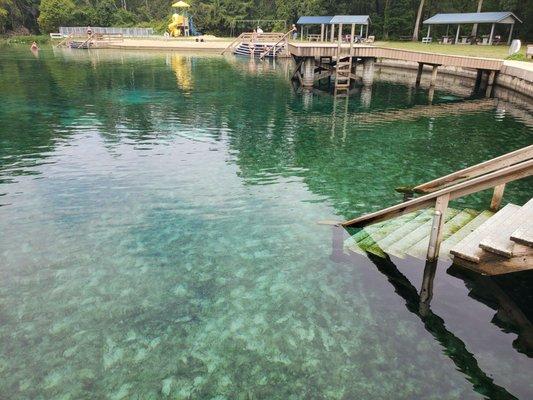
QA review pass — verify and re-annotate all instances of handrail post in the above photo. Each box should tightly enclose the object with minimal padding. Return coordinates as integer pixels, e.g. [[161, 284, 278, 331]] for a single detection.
[[490, 183, 505, 211], [427, 193, 450, 262]]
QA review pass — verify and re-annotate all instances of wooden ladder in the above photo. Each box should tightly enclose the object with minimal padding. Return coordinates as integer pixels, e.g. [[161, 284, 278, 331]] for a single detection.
[[334, 46, 352, 95]]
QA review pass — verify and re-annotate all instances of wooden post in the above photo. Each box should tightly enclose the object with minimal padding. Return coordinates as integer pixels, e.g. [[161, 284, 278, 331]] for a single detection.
[[489, 23, 495, 45], [427, 25, 431, 39], [330, 24, 335, 42], [362, 57, 375, 86], [486, 70, 496, 97], [490, 184, 506, 211], [365, 24, 369, 38], [351, 24, 355, 43], [360, 25, 363, 37], [338, 23, 343, 45], [507, 23, 514, 45], [320, 24, 325, 42], [416, 62, 424, 86], [419, 260, 438, 317], [302, 57, 315, 88], [300, 26, 304, 40], [474, 69, 483, 93], [429, 64, 438, 87], [427, 193, 450, 262], [455, 25, 460, 44]]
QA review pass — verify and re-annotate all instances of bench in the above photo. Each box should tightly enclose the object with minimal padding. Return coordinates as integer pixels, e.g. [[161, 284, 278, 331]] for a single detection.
[[399, 36, 412, 41], [422, 37, 432, 44], [49, 33, 64, 39]]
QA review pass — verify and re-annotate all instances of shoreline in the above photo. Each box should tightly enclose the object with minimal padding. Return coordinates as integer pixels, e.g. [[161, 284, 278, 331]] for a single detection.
[[105, 38, 232, 52]]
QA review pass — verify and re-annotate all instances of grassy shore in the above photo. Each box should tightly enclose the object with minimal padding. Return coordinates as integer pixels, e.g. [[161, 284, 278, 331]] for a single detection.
[[376, 40, 529, 61], [0, 35, 50, 45]]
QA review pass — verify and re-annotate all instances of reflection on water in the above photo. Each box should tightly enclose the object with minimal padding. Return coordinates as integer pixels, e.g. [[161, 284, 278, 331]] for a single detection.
[[0, 46, 532, 399]]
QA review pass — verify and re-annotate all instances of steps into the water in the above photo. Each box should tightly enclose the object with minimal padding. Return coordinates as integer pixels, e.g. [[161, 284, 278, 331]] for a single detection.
[[478, 199, 533, 258], [450, 204, 521, 263], [344, 199, 533, 275], [233, 43, 285, 58]]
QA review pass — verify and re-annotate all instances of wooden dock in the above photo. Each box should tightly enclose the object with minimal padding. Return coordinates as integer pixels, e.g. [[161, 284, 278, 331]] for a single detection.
[[340, 145, 533, 275], [288, 43, 503, 70], [289, 43, 502, 95]]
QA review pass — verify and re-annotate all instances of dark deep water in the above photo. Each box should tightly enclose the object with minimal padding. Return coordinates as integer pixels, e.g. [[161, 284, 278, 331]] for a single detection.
[[0, 46, 532, 399]]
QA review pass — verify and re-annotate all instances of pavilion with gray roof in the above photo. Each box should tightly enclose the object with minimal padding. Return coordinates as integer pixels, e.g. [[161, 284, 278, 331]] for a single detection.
[[296, 15, 371, 42], [423, 12, 522, 45]]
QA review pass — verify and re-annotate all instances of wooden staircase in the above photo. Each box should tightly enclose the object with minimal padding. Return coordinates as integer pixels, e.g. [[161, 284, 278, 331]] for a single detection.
[[345, 208, 493, 259], [340, 145, 533, 275], [451, 199, 533, 275]]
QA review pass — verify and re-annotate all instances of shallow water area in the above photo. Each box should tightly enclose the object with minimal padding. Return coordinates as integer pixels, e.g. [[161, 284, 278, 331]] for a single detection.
[[0, 46, 532, 399]]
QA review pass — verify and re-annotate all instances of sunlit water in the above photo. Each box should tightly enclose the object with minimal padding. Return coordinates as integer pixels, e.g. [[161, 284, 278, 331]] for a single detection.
[[0, 46, 532, 399]]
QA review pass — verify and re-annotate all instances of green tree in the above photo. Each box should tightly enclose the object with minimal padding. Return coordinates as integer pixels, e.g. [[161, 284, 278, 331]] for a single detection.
[[37, 0, 74, 32]]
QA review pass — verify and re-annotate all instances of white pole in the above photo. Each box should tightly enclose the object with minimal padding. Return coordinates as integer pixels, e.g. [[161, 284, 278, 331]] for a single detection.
[[507, 22, 514, 45], [427, 25, 431, 38], [338, 23, 343, 45], [321, 24, 324, 41], [455, 25, 460, 44], [330, 24, 335, 42], [489, 23, 495, 45], [351, 24, 355, 43]]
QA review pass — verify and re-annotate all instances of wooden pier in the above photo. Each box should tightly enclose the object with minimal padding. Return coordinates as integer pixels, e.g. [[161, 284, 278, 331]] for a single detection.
[[289, 43, 503, 95], [340, 145, 533, 275]]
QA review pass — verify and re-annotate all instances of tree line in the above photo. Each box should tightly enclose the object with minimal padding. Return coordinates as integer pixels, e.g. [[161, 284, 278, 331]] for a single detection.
[[1, 0, 531, 40]]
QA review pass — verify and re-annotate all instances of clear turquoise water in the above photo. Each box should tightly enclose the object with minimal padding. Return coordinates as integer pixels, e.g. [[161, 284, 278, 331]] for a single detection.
[[0, 46, 532, 399]]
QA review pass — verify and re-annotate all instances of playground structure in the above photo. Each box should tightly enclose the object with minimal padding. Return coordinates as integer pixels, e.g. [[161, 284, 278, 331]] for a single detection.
[[168, 1, 200, 37]]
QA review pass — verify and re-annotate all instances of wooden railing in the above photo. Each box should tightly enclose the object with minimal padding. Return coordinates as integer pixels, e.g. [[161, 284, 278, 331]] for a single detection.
[[221, 32, 288, 55], [55, 34, 73, 48], [259, 29, 294, 59], [397, 145, 533, 196], [342, 151, 533, 262]]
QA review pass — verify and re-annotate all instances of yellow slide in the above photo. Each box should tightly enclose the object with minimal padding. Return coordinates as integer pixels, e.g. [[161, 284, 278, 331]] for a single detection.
[[168, 13, 187, 37]]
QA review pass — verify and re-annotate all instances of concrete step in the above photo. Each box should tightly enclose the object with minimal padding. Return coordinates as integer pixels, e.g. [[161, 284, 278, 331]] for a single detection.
[[440, 210, 494, 258], [479, 198, 533, 258], [387, 208, 460, 258], [406, 209, 479, 259], [451, 203, 520, 263]]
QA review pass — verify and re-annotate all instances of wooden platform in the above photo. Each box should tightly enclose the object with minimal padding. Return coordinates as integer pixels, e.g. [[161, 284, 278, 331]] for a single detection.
[[288, 43, 503, 71]]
